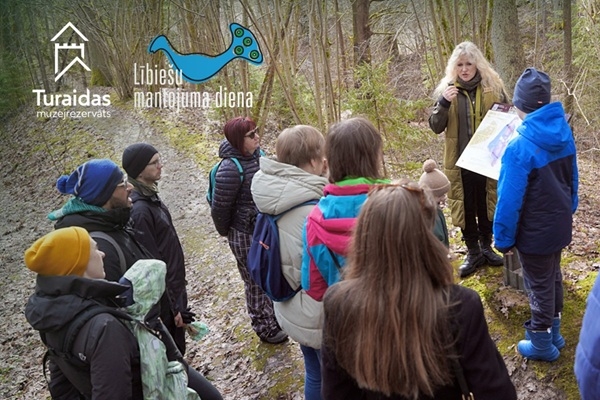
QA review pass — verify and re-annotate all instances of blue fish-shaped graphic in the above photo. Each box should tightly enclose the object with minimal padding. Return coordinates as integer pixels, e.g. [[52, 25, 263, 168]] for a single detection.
[[148, 23, 263, 84]]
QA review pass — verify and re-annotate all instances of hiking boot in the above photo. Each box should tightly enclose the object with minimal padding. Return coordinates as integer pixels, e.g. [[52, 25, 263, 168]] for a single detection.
[[260, 330, 288, 344], [481, 245, 504, 266], [480, 234, 504, 266], [458, 249, 485, 278]]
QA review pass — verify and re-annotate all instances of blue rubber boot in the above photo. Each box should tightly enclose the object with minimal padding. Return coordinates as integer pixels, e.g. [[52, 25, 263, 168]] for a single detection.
[[525, 317, 565, 350], [518, 328, 560, 362], [551, 317, 565, 350]]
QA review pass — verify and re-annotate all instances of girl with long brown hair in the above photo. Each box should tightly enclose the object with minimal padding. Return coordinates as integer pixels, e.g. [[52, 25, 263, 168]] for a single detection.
[[321, 182, 516, 399]]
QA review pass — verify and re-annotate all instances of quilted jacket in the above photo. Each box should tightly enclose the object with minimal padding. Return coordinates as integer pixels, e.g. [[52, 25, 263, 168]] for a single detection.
[[210, 140, 262, 236]]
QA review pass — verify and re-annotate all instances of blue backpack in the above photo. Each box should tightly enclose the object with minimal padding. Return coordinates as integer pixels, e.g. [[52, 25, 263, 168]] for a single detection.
[[248, 200, 318, 302], [206, 157, 243, 205]]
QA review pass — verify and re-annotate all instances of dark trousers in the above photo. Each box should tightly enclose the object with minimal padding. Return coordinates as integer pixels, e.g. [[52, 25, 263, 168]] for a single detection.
[[187, 366, 223, 400], [162, 306, 186, 356], [460, 169, 492, 246], [519, 250, 564, 330]]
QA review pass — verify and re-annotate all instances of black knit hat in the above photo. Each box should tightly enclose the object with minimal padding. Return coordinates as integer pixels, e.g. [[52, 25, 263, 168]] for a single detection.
[[122, 143, 158, 179]]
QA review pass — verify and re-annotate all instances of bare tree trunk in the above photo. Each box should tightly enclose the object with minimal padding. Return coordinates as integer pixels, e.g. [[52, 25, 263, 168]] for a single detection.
[[563, 0, 574, 114], [352, 0, 371, 67], [334, 0, 348, 92], [309, 0, 324, 128], [27, 7, 51, 93], [492, 0, 524, 93]]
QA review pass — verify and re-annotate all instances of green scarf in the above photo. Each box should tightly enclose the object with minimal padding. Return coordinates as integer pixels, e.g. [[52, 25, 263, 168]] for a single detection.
[[129, 177, 159, 197], [48, 197, 106, 221]]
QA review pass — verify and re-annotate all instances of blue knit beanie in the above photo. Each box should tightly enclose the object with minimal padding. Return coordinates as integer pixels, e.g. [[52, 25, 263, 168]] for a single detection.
[[56, 159, 124, 206], [513, 67, 551, 113]]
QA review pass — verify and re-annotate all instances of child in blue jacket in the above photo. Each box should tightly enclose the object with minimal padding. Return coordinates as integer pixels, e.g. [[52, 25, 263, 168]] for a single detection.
[[493, 68, 578, 362], [575, 273, 600, 399]]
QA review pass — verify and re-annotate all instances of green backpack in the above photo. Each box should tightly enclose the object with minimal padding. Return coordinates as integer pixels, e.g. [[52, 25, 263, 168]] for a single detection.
[[121, 259, 201, 400], [206, 157, 243, 205], [206, 150, 265, 205], [38, 260, 200, 400]]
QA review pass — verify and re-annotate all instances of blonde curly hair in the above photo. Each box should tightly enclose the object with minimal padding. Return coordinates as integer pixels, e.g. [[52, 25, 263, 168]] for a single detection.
[[433, 41, 506, 99]]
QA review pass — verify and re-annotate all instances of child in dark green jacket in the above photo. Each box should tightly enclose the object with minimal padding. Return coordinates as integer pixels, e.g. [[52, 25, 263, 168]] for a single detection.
[[419, 159, 450, 248]]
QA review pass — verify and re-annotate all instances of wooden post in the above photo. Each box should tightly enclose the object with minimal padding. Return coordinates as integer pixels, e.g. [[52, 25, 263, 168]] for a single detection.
[[503, 249, 525, 290]]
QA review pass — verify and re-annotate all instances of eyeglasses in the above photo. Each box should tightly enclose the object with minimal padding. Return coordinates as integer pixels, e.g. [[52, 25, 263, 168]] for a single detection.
[[147, 157, 162, 167], [244, 127, 259, 139], [117, 174, 128, 188]]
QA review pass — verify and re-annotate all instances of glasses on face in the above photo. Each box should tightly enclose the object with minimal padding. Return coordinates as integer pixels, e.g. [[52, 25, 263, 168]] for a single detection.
[[147, 157, 162, 167], [244, 127, 259, 139], [117, 174, 128, 188]]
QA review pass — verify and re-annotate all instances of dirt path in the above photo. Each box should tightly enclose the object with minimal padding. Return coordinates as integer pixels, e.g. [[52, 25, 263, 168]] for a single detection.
[[1, 100, 587, 399], [0, 104, 304, 400]]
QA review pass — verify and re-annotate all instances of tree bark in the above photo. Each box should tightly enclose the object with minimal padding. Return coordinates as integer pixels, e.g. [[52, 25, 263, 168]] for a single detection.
[[491, 0, 524, 93], [352, 0, 371, 67], [563, 0, 573, 114]]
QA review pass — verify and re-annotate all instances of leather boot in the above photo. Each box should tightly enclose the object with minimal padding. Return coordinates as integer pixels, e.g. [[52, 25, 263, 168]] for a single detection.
[[525, 316, 565, 350], [458, 247, 485, 278], [518, 328, 560, 362], [480, 235, 504, 266]]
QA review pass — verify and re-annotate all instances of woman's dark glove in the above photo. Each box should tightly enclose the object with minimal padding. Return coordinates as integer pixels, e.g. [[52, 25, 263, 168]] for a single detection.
[[180, 307, 196, 324]]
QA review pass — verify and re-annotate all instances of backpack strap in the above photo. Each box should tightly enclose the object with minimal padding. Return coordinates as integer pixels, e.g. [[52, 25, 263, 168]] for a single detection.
[[40, 305, 131, 387], [273, 199, 319, 222], [229, 157, 244, 182], [451, 356, 474, 400], [90, 231, 127, 275]]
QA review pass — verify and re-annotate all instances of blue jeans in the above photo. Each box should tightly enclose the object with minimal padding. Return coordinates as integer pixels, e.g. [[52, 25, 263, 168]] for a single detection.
[[300, 344, 322, 400]]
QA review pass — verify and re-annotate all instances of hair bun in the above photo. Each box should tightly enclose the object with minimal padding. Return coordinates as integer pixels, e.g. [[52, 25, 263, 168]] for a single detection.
[[423, 159, 438, 174]]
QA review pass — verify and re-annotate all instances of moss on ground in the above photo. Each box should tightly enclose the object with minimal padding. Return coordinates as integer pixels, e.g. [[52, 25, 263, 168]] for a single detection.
[[461, 257, 596, 400]]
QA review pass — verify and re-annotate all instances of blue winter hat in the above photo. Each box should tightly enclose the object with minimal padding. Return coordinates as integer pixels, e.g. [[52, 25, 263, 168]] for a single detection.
[[56, 159, 124, 206], [513, 67, 551, 113]]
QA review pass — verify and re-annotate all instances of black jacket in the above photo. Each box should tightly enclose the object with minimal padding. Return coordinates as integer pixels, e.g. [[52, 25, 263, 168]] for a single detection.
[[130, 190, 187, 315], [25, 276, 143, 400], [210, 140, 262, 236], [321, 285, 516, 400], [54, 208, 152, 282]]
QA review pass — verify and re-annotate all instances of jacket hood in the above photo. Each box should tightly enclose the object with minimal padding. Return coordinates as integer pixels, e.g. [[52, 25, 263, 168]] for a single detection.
[[518, 102, 573, 153], [218, 139, 261, 160], [119, 259, 166, 320], [25, 276, 128, 332], [251, 157, 327, 215], [308, 183, 372, 254]]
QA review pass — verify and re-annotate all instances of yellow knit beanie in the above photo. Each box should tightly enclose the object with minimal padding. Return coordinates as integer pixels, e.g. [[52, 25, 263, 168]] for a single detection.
[[24, 227, 91, 276]]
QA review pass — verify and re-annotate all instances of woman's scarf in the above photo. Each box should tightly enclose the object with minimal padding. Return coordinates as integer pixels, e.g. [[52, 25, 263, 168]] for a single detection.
[[455, 71, 484, 155]]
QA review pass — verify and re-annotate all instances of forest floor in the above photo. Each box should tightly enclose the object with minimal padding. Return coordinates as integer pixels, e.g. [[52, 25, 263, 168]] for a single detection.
[[0, 95, 598, 399]]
